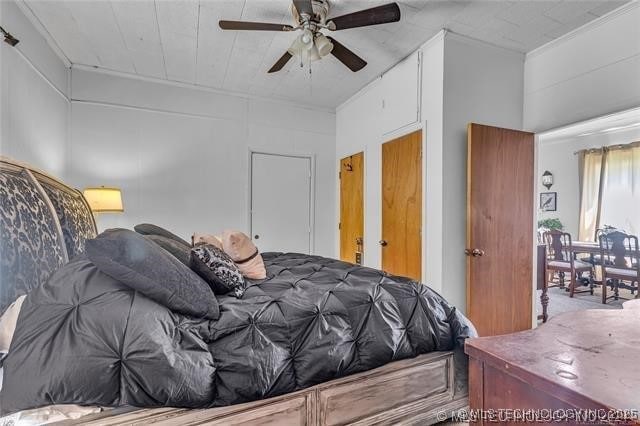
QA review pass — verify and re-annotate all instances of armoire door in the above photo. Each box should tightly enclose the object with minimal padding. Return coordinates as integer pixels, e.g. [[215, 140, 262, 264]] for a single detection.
[[466, 123, 534, 336], [381, 130, 422, 281], [339, 152, 364, 264], [251, 152, 311, 254]]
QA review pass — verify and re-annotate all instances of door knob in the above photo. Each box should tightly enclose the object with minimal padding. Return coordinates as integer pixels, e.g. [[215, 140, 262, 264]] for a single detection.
[[465, 248, 485, 257], [379, 240, 388, 247]]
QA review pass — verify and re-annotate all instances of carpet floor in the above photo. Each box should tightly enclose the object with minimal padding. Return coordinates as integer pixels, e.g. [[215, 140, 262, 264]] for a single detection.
[[535, 281, 636, 319]]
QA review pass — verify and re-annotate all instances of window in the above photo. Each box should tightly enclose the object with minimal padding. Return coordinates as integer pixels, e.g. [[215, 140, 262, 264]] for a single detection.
[[578, 143, 640, 240]]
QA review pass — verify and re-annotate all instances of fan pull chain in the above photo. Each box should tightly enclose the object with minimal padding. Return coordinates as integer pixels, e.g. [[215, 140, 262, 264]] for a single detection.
[[308, 57, 313, 97]]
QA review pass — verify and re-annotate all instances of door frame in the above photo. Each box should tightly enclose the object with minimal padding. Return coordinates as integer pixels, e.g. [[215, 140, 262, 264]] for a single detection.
[[530, 106, 640, 327], [532, 134, 540, 328], [379, 121, 427, 283], [248, 149, 316, 254]]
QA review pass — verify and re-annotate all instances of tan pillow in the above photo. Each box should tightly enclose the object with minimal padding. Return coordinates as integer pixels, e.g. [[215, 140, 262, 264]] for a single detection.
[[222, 230, 267, 280], [0, 295, 26, 353], [192, 233, 223, 249]]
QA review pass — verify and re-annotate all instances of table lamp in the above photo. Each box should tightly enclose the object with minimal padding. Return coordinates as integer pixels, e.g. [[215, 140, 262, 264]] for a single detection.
[[83, 187, 124, 213]]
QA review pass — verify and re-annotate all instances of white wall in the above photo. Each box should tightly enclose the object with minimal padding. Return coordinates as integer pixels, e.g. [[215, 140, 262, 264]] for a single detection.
[[0, 1, 69, 177], [441, 34, 524, 310], [1, 0, 337, 256], [335, 32, 524, 311], [69, 69, 336, 256], [336, 77, 383, 268], [537, 125, 640, 237], [335, 46, 428, 273], [420, 35, 445, 297], [524, 2, 640, 132]]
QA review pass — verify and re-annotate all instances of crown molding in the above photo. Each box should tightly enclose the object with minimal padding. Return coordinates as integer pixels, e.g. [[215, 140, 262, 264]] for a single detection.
[[445, 31, 525, 59], [526, 1, 639, 60], [7, 46, 69, 101], [13, 0, 71, 68], [337, 29, 446, 112], [71, 64, 336, 115]]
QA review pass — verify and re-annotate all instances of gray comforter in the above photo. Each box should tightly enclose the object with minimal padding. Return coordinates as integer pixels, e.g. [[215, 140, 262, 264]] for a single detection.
[[0, 252, 475, 415]]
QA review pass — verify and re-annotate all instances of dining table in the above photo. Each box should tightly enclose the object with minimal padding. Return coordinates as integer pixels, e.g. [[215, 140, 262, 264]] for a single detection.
[[539, 240, 604, 323], [570, 240, 600, 254], [539, 239, 638, 322]]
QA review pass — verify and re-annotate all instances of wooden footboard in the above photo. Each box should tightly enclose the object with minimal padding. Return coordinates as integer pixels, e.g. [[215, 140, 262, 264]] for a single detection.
[[57, 351, 468, 426]]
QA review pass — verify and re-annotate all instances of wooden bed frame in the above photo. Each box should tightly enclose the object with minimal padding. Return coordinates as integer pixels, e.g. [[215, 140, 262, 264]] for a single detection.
[[0, 156, 468, 425], [59, 351, 468, 425]]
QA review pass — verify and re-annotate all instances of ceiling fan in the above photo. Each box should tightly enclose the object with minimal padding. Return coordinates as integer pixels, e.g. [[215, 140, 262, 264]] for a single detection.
[[219, 0, 401, 73]]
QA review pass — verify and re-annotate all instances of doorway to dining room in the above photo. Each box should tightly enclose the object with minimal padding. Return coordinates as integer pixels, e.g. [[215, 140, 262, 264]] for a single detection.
[[535, 107, 640, 321]]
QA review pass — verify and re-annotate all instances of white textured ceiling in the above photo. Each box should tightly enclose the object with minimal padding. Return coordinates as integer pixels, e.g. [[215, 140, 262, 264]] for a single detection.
[[22, 0, 629, 108]]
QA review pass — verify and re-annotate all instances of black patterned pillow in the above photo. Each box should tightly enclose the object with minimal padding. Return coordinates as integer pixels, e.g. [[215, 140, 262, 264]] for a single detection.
[[190, 244, 245, 298]]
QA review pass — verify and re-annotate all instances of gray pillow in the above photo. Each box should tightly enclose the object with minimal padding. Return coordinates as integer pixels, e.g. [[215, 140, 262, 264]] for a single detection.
[[86, 229, 219, 320], [190, 244, 246, 298], [134, 223, 191, 247], [145, 234, 191, 266]]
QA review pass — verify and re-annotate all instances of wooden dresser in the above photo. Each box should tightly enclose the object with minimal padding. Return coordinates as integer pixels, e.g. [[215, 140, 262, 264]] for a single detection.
[[465, 307, 640, 425]]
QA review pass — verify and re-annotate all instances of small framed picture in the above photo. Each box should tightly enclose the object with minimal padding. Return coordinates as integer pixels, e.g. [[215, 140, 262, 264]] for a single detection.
[[540, 192, 557, 212]]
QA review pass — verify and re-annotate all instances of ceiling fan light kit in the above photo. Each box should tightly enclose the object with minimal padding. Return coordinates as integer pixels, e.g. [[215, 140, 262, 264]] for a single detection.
[[219, 0, 401, 74], [315, 33, 333, 57]]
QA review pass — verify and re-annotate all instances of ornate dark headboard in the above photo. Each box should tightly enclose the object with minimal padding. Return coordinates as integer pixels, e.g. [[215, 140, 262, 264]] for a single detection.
[[0, 157, 97, 313]]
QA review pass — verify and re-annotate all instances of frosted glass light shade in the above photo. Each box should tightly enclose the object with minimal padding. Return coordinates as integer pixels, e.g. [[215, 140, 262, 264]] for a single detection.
[[83, 187, 124, 213], [315, 34, 333, 57]]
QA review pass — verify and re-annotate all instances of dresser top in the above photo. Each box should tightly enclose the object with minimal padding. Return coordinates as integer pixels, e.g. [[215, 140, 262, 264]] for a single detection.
[[465, 308, 640, 410]]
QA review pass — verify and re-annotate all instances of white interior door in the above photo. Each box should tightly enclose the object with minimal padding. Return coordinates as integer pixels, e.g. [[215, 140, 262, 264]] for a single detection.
[[251, 153, 312, 254]]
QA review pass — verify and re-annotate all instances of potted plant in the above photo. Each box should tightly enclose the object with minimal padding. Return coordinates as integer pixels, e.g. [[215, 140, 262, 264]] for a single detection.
[[537, 218, 563, 231]]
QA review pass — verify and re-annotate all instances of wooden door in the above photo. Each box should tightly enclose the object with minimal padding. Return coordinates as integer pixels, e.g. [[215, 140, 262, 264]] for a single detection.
[[251, 153, 311, 254], [339, 152, 364, 264], [467, 123, 534, 336], [381, 130, 422, 280]]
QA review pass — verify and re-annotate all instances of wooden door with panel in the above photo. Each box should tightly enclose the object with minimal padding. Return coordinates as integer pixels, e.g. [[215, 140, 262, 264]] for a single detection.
[[381, 130, 422, 281], [466, 123, 535, 337], [339, 152, 364, 265]]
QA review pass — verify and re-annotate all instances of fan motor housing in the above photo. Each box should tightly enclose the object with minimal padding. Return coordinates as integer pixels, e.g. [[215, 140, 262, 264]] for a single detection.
[[293, 0, 330, 25]]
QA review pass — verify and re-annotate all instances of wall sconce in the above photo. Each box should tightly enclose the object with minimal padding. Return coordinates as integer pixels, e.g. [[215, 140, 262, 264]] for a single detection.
[[83, 187, 124, 213], [542, 170, 554, 190], [0, 26, 19, 47]]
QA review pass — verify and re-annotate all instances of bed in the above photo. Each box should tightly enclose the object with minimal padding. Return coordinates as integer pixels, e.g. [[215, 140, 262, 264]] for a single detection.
[[0, 156, 472, 425]]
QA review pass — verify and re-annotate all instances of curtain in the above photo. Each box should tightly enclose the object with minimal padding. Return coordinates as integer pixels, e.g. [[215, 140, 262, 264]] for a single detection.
[[599, 144, 640, 236], [578, 149, 604, 241]]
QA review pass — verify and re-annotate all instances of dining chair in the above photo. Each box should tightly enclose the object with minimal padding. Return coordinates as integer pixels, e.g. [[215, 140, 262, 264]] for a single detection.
[[599, 231, 640, 304], [544, 230, 594, 300], [537, 228, 548, 245]]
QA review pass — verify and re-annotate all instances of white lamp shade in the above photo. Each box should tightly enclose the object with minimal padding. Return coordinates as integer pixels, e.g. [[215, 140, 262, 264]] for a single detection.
[[303, 45, 321, 62], [300, 29, 314, 47], [83, 187, 124, 212], [315, 34, 333, 57]]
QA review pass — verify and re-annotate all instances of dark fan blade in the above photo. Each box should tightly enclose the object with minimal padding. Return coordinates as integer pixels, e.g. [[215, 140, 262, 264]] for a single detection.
[[219, 20, 293, 31], [326, 37, 367, 72], [293, 0, 314, 16], [268, 51, 293, 73], [328, 3, 401, 31]]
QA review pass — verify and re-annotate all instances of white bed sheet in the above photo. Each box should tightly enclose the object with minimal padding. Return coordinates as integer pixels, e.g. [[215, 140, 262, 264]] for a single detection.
[[0, 404, 101, 425]]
